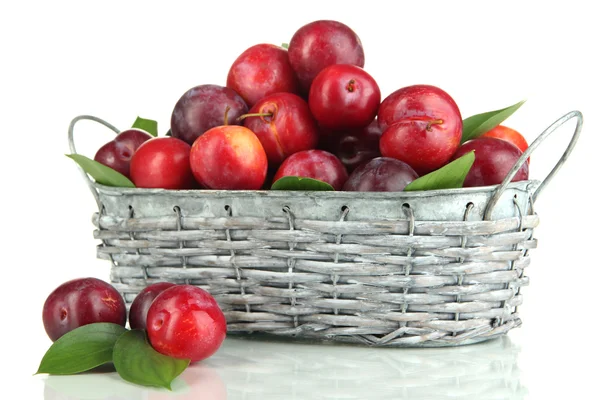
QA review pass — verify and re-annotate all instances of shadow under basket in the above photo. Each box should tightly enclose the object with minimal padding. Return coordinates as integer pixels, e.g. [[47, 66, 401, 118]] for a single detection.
[[69, 111, 583, 347]]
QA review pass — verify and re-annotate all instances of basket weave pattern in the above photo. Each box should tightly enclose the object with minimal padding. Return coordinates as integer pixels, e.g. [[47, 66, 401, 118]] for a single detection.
[[70, 111, 583, 347], [93, 185, 538, 347]]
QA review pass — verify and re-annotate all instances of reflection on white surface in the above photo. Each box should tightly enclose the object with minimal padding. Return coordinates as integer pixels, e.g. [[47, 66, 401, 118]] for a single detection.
[[214, 335, 527, 400], [43, 364, 226, 400], [43, 335, 526, 400]]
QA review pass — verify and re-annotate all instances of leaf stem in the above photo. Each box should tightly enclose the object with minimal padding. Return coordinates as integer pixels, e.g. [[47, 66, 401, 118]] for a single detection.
[[236, 112, 274, 121], [346, 79, 356, 92], [426, 119, 444, 131], [223, 106, 231, 126]]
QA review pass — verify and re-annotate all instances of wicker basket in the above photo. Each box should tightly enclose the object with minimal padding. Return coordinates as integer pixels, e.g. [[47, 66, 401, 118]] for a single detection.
[[68, 111, 583, 347]]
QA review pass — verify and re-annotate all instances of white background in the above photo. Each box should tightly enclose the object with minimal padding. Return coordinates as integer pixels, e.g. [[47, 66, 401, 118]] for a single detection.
[[2, 1, 598, 399]]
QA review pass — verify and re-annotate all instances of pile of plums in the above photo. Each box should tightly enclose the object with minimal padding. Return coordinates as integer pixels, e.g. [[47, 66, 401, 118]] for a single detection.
[[94, 20, 529, 192]]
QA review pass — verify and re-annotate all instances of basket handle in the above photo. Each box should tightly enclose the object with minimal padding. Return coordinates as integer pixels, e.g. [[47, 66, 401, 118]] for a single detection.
[[68, 115, 121, 209], [484, 110, 583, 220]]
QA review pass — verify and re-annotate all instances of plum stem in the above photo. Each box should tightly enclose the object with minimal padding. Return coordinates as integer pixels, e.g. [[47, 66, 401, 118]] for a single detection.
[[236, 112, 274, 121], [426, 119, 444, 131], [223, 106, 231, 126], [346, 79, 356, 92]]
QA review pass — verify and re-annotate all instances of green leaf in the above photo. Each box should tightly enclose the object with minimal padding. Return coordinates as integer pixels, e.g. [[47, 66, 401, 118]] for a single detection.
[[281, 42, 289, 49], [113, 330, 190, 390], [132, 116, 158, 137], [404, 151, 475, 191], [66, 154, 135, 188], [36, 323, 127, 375], [271, 176, 334, 191], [461, 100, 526, 143]]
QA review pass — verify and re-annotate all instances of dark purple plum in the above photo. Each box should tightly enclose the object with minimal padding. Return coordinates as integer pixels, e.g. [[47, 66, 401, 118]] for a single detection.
[[170, 84, 248, 145], [128, 282, 176, 330], [342, 157, 418, 192], [450, 137, 529, 187], [332, 119, 383, 172], [93, 129, 152, 178]]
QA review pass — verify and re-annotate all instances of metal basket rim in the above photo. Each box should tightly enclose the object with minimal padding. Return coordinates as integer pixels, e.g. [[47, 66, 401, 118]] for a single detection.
[[92, 179, 541, 199]]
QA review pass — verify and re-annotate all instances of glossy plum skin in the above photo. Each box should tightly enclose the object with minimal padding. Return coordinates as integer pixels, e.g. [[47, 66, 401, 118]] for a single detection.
[[227, 44, 299, 107], [190, 125, 267, 190], [42, 278, 126, 342], [146, 285, 227, 362], [170, 84, 248, 145], [288, 20, 365, 94], [273, 149, 348, 190], [482, 125, 529, 163], [93, 129, 153, 178], [130, 137, 196, 189], [342, 157, 418, 192], [242, 92, 319, 167], [378, 84, 462, 175], [450, 137, 529, 187], [331, 119, 383, 172], [128, 282, 176, 330], [309, 64, 381, 131]]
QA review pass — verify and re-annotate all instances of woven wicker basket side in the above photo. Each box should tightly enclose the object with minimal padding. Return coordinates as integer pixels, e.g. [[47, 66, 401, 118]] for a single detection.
[[92, 184, 538, 347], [68, 111, 583, 347]]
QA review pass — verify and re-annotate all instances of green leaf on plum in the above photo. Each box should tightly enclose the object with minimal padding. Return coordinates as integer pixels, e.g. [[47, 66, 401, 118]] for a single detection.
[[281, 42, 289, 49], [113, 329, 190, 391], [271, 176, 334, 191], [36, 323, 127, 375], [403, 151, 475, 191], [461, 100, 526, 144], [132, 116, 158, 137], [66, 154, 135, 188]]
